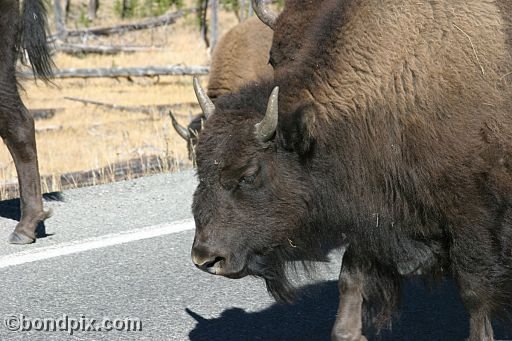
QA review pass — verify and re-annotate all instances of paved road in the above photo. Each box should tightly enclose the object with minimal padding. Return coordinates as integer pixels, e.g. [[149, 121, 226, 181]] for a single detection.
[[0, 170, 510, 340]]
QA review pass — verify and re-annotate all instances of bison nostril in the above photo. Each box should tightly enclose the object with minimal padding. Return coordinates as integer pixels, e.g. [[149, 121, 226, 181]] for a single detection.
[[202, 256, 224, 269], [193, 254, 225, 273]]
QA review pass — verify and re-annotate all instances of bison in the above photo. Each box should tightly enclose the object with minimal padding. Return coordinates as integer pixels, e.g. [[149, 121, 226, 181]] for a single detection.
[[205, 15, 273, 100], [253, 0, 322, 69], [1, 0, 53, 244], [170, 16, 273, 161], [190, 0, 512, 340]]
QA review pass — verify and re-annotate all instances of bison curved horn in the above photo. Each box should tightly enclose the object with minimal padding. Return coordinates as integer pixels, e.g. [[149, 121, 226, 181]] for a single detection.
[[193, 77, 215, 119], [255, 86, 279, 142], [251, 0, 277, 30], [169, 110, 191, 141]]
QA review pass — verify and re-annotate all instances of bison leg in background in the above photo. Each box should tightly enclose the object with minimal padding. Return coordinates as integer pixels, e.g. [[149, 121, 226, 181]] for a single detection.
[[455, 270, 494, 341], [468, 314, 494, 341], [0, 2, 48, 244], [450, 220, 501, 341], [452, 254, 495, 339], [0, 92, 48, 244], [331, 265, 367, 341]]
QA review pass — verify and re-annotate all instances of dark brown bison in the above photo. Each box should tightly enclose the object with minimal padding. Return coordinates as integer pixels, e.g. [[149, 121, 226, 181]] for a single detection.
[[191, 0, 512, 340], [170, 16, 273, 161], [1, 0, 53, 244]]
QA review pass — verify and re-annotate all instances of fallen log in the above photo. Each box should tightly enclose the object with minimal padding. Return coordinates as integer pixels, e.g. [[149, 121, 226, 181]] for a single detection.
[[54, 43, 166, 55], [60, 8, 195, 38], [35, 125, 63, 134], [17, 65, 209, 79], [0, 155, 189, 200], [63, 96, 199, 115], [29, 108, 60, 120]]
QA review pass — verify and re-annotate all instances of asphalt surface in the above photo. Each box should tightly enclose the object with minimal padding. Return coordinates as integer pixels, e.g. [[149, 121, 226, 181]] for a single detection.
[[0, 170, 510, 340]]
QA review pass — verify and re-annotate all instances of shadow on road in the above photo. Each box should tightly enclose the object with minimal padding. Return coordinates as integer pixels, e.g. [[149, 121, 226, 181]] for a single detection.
[[0, 192, 63, 238], [187, 279, 512, 341]]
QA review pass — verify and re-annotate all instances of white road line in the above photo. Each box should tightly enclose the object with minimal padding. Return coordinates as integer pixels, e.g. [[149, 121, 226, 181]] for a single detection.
[[0, 219, 195, 269]]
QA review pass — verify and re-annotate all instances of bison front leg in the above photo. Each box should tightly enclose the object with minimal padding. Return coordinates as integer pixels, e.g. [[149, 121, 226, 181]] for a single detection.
[[331, 266, 367, 341], [0, 103, 49, 244], [0, 4, 49, 244], [455, 271, 495, 341], [449, 221, 499, 341], [468, 313, 493, 341]]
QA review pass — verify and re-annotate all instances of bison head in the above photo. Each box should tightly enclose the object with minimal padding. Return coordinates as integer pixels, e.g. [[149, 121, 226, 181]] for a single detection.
[[190, 77, 325, 302]]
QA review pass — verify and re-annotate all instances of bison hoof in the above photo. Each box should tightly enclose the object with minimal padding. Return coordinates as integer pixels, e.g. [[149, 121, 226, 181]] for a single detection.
[[8, 231, 35, 245]]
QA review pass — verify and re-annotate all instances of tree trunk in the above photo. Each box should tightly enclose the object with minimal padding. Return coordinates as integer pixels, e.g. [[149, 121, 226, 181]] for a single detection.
[[53, 0, 67, 40], [64, 0, 71, 22], [240, 0, 246, 21], [248, 0, 253, 17], [88, 0, 99, 20], [210, 0, 218, 51], [199, 0, 209, 48]]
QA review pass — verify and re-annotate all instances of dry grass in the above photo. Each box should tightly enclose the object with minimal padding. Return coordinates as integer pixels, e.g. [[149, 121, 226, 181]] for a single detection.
[[0, 1, 239, 199]]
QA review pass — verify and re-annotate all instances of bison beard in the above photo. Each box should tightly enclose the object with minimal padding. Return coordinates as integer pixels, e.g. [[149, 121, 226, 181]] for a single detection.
[[247, 250, 296, 303], [192, 0, 512, 339], [246, 237, 335, 304]]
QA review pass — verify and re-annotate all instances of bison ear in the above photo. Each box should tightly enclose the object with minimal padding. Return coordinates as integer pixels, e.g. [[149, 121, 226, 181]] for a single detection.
[[277, 103, 316, 156]]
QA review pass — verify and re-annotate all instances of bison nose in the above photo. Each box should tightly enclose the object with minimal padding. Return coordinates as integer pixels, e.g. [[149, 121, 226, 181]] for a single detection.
[[191, 244, 225, 274]]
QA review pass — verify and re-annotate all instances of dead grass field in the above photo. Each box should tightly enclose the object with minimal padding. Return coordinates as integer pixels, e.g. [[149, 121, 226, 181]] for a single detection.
[[0, 1, 240, 199]]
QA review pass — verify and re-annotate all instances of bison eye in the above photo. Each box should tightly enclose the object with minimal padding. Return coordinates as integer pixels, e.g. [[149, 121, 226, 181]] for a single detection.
[[239, 174, 256, 187]]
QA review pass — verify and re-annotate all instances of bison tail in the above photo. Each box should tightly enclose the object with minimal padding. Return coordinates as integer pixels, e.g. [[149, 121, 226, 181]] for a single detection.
[[20, 0, 53, 81]]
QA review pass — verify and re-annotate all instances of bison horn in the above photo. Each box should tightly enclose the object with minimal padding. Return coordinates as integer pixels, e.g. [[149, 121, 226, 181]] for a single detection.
[[193, 77, 215, 119], [169, 110, 191, 141], [251, 0, 277, 30], [255, 86, 279, 141]]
